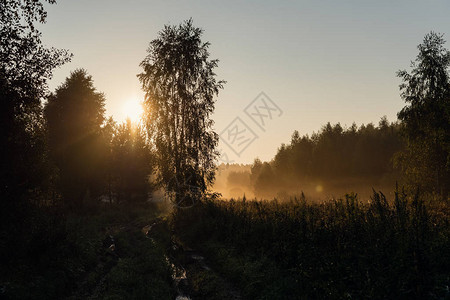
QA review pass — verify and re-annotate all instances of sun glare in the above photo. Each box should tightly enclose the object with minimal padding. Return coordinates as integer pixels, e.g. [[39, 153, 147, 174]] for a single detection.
[[123, 98, 144, 123]]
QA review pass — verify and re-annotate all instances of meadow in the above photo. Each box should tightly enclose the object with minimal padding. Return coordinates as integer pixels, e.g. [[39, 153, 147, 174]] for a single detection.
[[171, 191, 450, 299]]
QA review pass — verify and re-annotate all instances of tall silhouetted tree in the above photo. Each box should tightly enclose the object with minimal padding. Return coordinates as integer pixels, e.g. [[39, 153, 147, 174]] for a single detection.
[[397, 32, 450, 199], [45, 69, 106, 209], [138, 19, 225, 206], [0, 0, 71, 210]]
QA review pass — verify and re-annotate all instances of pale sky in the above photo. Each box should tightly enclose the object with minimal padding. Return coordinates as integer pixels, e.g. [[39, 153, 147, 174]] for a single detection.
[[40, 0, 450, 163]]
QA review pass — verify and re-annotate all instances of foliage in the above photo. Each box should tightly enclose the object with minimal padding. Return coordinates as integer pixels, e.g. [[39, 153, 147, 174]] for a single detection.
[[103, 230, 174, 300], [0, 0, 71, 211], [171, 192, 450, 299], [0, 0, 71, 101], [109, 119, 154, 203], [138, 19, 225, 206], [248, 118, 403, 198], [397, 32, 450, 199], [45, 69, 107, 209]]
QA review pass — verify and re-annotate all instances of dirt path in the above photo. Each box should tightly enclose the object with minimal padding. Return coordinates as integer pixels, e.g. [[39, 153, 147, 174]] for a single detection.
[[67, 220, 157, 299], [67, 216, 241, 300], [66, 221, 139, 300], [148, 220, 242, 300]]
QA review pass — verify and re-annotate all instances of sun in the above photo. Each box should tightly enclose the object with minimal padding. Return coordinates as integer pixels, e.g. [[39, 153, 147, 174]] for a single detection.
[[123, 98, 144, 123]]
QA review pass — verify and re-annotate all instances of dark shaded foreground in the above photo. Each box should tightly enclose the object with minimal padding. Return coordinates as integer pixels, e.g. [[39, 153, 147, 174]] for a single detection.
[[2, 192, 449, 299], [171, 191, 450, 299], [0, 203, 243, 300], [0, 204, 175, 299], [149, 220, 242, 300]]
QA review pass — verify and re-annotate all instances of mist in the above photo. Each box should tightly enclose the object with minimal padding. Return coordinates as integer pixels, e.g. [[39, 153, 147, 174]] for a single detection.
[[214, 118, 403, 202]]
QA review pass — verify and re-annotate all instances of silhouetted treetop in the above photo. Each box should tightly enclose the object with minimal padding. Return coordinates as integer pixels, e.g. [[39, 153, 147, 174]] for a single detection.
[[0, 0, 70, 210], [45, 69, 107, 208], [0, 0, 71, 100], [248, 119, 403, 198], [109, 119, 153, 203], [138, 19, 225, 206], [396, 32, 450, 198]]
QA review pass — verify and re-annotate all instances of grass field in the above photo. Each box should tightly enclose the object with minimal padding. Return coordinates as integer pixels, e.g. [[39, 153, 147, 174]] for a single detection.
[[2, 191, 449, 299], [171, 190, 450, 299]]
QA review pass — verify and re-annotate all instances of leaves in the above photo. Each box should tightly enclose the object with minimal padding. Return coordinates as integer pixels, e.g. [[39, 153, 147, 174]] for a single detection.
[[0, 0, 71, 209], [397, 32, 450, 197], [45, 69, 107, 208], [138, 19, 224, 203]]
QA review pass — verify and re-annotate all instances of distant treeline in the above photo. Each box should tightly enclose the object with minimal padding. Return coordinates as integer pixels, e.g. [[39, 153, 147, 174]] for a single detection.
[[247, 118, 404, 198], [273, 118, 402, 179], [224, 32, 450, 200]]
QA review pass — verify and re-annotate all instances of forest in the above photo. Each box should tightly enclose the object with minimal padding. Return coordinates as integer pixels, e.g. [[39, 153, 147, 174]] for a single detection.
[[1, 1, 449, 299], [215, 118, 403, 200]]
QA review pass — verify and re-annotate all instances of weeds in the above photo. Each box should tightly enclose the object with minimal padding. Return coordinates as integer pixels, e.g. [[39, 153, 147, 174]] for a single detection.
[[171, 190, 450, 299]]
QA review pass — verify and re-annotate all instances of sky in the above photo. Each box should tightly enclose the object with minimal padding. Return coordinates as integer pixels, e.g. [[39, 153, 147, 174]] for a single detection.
[[40, 0, 450, 164]]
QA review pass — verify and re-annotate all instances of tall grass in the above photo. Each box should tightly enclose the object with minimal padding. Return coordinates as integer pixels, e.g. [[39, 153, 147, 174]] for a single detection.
[[171, 190, 450, 299]]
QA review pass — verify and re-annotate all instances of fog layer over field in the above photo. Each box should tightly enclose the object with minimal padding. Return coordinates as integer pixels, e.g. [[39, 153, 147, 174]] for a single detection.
[[214, 119, 403, 201]]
